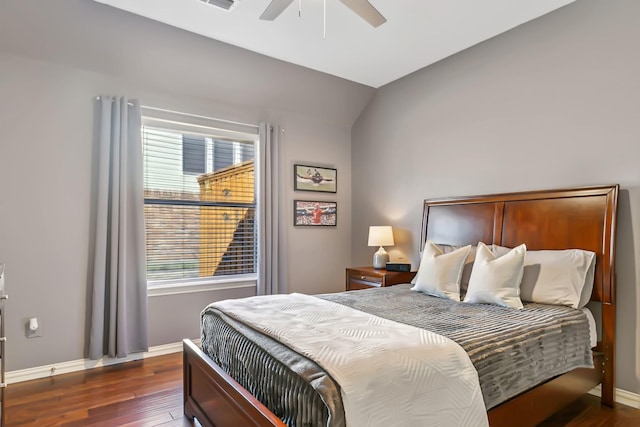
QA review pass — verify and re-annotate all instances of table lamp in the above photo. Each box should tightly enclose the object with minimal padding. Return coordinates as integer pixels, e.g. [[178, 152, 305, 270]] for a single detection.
[[368, 226, 394, 269]]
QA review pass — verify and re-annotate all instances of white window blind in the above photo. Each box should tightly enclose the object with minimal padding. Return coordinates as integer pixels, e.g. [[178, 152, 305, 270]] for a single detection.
[[142, 118, 257, 284]]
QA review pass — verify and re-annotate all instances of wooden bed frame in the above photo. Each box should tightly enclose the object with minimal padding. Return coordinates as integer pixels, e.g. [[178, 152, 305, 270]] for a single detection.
[[184, 185, 619, 427]]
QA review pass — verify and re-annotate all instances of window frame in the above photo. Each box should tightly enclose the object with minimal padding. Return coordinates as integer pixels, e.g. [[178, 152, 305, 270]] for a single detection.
[[141, 112, 260, 295]]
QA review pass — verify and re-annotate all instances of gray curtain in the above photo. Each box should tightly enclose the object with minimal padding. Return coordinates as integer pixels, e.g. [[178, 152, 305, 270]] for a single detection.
[[258, 123, 286, 295], [89, 96, 148, 359]]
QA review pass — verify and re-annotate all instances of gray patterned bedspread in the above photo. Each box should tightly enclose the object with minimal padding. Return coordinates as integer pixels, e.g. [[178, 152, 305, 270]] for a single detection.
[[201, 284, 593, 426]]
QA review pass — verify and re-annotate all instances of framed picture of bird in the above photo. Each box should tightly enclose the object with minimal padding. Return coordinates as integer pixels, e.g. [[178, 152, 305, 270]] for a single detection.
[[294, 164, 337, 193]]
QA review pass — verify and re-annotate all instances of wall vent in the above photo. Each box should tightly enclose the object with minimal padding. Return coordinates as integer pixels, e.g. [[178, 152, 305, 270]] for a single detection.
[[199, 0, 237, 11]]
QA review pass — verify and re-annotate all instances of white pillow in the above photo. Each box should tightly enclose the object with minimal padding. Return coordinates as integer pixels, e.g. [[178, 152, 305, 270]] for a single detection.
[[411, 241, 471, 301], [492, 245, 596, 308], [438, 244, 476, 291], [579, 255, 596, 308], [412, 243, 476, 286], [464, 242, 526, 309]]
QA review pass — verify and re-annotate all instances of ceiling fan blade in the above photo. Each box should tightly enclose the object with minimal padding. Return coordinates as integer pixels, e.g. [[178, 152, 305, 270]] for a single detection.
[[338, 0, 386, 27], [260, 0, 296, 21]]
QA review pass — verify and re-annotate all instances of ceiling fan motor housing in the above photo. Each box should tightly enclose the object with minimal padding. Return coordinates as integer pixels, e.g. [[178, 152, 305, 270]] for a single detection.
[[199, 0, 238, 11]]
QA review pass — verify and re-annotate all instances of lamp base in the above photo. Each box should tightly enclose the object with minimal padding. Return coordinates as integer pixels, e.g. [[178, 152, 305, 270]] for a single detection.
[[373, 246, 389, 269]]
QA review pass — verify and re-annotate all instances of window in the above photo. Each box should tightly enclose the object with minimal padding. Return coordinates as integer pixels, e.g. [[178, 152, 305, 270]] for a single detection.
[[182, 136, 206, 174], [142, 116, 258, 287]]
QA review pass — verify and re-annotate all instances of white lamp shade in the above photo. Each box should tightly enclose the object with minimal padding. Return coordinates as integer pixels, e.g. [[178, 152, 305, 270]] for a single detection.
[[368, 226, 394, 247]]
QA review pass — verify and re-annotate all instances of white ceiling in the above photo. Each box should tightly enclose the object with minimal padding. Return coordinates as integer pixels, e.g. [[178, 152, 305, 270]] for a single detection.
[[93, 0, 575, 88]]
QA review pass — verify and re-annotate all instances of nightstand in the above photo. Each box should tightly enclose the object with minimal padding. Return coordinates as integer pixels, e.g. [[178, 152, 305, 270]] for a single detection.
[[346, 266, 416, 291]]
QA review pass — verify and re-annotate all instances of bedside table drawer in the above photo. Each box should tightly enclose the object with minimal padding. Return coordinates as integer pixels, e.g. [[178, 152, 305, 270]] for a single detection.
[[349, 276, 383, 289], [347, 272, 382, 285], [346, 267, 416, 291]]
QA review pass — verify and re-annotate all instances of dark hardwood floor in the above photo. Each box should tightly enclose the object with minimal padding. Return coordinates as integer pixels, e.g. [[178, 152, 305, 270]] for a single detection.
[[5, 352, 196, 427], [5, 352, 640, 426]]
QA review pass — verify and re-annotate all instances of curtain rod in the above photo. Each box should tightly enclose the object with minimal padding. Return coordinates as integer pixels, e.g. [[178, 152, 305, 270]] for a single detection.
[[95, 96, 259, 130], [95, 96, 135, 106], [142, 105, 259, 131]]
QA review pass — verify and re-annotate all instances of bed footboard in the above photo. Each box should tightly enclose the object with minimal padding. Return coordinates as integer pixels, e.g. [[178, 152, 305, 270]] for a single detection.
[[183, 339, 286, 427]]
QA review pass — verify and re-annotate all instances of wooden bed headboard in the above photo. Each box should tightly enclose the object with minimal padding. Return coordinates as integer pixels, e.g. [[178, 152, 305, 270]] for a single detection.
[[420, 184, 619, 405]]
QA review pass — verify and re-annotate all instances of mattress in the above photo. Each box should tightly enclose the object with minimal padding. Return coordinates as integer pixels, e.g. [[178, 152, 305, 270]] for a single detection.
[[201, 284, 593, 426]]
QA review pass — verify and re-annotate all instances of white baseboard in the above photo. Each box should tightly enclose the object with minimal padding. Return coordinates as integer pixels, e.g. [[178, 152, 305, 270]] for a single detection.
[[589, 384, 640, 409], [6, 339, 201, 385]]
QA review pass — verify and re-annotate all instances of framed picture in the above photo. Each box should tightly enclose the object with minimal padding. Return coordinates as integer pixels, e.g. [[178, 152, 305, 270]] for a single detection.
[[294, 164, 337, 193], [294, 200, 337, 227]]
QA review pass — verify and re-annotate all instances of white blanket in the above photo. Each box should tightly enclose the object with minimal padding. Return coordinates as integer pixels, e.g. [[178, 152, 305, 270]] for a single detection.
[[211, 293, 488, 427]]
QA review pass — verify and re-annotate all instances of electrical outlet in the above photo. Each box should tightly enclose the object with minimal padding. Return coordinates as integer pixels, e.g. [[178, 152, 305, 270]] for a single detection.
[[26, 317, 41, 338]]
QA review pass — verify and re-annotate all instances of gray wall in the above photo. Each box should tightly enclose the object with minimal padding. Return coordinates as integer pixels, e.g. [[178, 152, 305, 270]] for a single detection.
[[352, 0, 640, 394], [0, 0, 373, 371]]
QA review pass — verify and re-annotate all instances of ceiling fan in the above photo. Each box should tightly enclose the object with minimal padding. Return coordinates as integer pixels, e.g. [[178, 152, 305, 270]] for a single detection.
[[260, 0, 387, 28]]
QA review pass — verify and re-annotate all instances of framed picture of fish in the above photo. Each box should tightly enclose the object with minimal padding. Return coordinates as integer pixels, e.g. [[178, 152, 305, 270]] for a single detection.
[[293, 164, 337, 193]]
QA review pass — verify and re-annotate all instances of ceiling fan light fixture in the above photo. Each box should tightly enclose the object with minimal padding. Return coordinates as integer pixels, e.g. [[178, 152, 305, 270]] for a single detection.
[[199, 0, 238, 11]]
